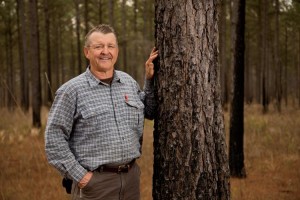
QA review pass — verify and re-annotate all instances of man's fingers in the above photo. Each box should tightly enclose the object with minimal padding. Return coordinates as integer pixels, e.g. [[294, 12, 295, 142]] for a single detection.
[[147, 54, 158, 64]]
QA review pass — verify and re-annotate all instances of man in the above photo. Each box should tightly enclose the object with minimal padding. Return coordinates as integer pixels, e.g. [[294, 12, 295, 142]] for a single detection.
[[45, 24, 158, 200]]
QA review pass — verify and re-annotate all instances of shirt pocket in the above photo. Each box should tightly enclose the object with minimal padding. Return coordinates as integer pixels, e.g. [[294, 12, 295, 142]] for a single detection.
[[125, 100, 144, 130], [80, 105, 110, 136]]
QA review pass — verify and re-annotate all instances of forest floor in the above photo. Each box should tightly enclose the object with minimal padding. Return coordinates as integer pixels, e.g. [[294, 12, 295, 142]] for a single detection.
[[0, 104, 299, 200]]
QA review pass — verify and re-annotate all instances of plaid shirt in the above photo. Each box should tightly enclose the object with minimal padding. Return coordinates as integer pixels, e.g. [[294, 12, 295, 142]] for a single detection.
[[45, 68, 157, 182]]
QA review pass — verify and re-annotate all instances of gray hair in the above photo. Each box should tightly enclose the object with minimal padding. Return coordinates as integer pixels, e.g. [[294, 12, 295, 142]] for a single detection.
[[84, 24, 118, 47]]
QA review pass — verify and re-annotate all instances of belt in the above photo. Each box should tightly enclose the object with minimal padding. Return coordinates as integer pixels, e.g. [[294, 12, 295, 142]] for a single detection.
[[96, 159, 136, 174]]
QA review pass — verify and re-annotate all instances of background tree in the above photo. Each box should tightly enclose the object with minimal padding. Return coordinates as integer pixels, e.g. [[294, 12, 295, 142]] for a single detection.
[[121, 0, 128, 72], [1, 0, 15, 111], [219, 0, 230, 109], [108, 0, 114, 27], [43, 0, 52, 104], [153, 1, 230, 199], [274, 0, 282, 112], [229, 0, 246, 178], [74, 0, 82, 74], [28, 0, 41, 127]]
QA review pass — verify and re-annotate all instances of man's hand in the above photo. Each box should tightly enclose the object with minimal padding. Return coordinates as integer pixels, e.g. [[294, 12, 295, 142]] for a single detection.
[[145, 47, 159, 80], [78, 171, 93, 189]]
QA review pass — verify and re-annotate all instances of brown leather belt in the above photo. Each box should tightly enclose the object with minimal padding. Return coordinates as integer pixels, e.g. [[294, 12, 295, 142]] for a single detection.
[[96, 159, 136, 174]]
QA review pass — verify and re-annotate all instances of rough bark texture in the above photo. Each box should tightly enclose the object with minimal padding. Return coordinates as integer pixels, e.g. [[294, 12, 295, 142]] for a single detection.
[[229, 0, 246, 178], [153, 1, 230, 199]]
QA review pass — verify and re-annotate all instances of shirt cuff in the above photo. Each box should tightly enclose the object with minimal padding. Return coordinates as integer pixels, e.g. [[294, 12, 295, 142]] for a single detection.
[[144, 78, 154, 92], [68, 164, 88, 182]]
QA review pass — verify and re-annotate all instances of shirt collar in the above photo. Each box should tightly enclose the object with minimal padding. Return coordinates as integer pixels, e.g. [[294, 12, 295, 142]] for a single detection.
[[85, 67, 123, 87]]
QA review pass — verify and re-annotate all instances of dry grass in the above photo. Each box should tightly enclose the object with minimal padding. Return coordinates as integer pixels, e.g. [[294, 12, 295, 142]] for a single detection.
[[0, 104, 299, 200]]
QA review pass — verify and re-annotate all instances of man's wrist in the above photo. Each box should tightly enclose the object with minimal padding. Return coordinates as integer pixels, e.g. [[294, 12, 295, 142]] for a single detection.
[[78, 171, 93, 189]]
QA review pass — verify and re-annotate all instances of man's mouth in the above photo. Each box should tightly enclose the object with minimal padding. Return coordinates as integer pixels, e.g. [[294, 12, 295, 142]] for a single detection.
[[99, 57, 111, 61]]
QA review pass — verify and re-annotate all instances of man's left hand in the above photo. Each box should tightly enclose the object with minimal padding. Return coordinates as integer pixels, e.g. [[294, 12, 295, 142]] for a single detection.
[[145, 47, 158, 80]]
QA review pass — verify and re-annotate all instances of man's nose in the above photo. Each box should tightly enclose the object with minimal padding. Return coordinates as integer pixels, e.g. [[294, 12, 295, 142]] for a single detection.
[[101, 46, 109, 54]]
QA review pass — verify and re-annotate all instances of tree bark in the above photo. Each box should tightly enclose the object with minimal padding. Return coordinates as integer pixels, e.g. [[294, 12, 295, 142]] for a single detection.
[[284, 25, 288, 106], [44, 0, 53, 104], [84, 0, 90, 67], [132, 0, 138, 80], [261, 0, 269, 113], [229, 0, 246, 178], [219, 0, 229, 108], [274, 0, 282, 112], [121, 0, 127, 72], [298, 29, 300, 108], [75, 0, 82, 74], [29, 0, 42, 128], [98, 0, 103, 24], [153, 1, 230, 199], [4, 2, 14, 111], [108, 0, 114, 27]]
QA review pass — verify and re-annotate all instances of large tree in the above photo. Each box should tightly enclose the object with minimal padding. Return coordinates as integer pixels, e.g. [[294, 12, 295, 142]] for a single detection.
[[153, 1, 230, 199]]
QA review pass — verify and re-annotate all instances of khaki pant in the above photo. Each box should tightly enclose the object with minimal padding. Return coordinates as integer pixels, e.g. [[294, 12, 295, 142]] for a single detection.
[[71, 163, 140, 200]]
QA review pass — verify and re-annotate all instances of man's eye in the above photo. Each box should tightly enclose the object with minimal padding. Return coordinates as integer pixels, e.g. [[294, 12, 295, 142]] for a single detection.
[[94, 45, 103, 50]]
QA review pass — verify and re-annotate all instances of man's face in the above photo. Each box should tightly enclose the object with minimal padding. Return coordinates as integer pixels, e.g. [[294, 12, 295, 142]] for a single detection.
[[84, 32, 119, 74]]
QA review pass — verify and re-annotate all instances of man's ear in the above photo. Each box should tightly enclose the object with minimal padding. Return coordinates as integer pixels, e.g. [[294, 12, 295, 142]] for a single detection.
[[83, 47, 89, 59]]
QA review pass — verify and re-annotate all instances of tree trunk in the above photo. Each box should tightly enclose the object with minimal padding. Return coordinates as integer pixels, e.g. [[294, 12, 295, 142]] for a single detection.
[[261, 0, 269, 113], [98, 0, 103, 24], [17, 0, 29, 111], [153, 1, 230, 199], [53, 14, 60, 91], [29, 0, 42, 128], [84, 0, 89, 34], [5, 4, 14, 111], [75, 0, 82, 74], [58, 20, 66, 83], [245, 31, 252, 104], [108, 0, 114, 27], [284, 25, 288, 106], [255, 1, 262, 104], [132, 0, 138, 80], [121, 0, 127, 72], [219, 0, 229, 108], [298, 29, 300, 108], [84, 0, 89, 67], [274, 0, 282, 112], [69, 24, 76, 79], [44, 0, 53, 104], [229, 0, 246, 178]]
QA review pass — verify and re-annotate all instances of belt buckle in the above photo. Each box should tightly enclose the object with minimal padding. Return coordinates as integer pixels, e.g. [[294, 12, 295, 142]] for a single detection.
[[118, 164, 129, 173]]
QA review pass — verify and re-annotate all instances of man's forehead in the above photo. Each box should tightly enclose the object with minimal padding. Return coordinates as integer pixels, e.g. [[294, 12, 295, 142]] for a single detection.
[[89, 32, 117, 42]]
